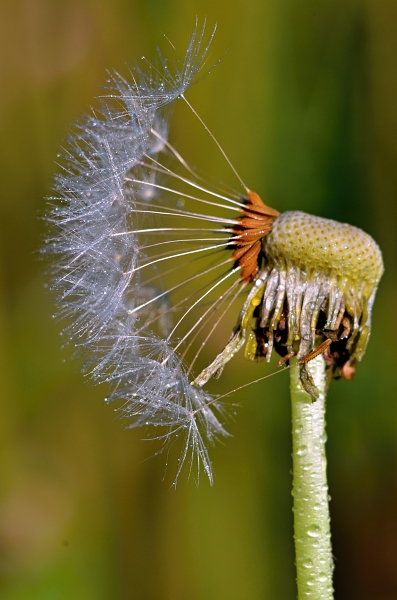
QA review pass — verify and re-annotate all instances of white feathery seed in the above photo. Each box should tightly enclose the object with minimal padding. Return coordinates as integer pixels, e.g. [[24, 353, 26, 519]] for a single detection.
[[45, 22, 241, 485]]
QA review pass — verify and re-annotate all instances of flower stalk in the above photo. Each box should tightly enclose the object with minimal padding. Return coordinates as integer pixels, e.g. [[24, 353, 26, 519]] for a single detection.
[[290, 354, 334, 600]]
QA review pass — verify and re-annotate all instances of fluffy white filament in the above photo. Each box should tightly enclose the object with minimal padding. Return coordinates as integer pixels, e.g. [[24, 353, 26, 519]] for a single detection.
[[45, 22, 248, 484]]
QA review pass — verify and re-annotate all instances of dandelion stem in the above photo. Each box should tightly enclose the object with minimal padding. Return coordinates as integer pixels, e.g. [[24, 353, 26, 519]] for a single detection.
[[290, 355, 334, 600]]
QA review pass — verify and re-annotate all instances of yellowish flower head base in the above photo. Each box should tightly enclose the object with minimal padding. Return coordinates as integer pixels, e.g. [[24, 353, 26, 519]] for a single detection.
[[194, 194, 384, 400]]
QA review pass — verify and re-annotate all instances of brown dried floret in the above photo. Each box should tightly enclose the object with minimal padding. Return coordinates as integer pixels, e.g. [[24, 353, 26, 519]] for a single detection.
[[229, 190, 279, 283]]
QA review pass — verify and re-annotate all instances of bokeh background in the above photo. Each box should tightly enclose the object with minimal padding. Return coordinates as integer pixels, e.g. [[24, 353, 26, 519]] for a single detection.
[[1, 1, 397, 599]]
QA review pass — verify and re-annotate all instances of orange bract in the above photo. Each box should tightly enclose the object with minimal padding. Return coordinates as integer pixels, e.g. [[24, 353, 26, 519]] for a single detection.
[[231, 190, 279, 282]]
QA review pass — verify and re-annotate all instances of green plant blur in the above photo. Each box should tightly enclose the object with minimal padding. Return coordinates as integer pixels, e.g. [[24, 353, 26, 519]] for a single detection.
[[0, 1, 396, 599]]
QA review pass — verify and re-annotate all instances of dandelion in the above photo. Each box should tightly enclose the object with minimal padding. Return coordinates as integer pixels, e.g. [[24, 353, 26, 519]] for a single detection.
[[45, 21, 383, 494], [45, 20, 385, 600]]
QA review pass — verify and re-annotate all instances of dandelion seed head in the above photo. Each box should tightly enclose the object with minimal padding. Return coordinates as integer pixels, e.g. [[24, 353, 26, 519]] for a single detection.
[[45, 21, 235, 484], [45, 19, 383, 482]]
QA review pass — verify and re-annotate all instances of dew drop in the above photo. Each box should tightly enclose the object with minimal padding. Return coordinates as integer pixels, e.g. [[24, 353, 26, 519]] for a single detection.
[[302, 557, 313, 569], [296, 445, 308, 457], [307, 525, 320, 538]]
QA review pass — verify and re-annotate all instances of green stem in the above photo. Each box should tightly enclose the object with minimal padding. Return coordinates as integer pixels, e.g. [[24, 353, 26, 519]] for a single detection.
[[290, 355, 334, 599]]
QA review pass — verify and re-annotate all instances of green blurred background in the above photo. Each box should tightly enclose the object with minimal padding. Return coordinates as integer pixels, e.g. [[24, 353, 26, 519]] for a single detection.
[[1, 1, 396, 598]]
